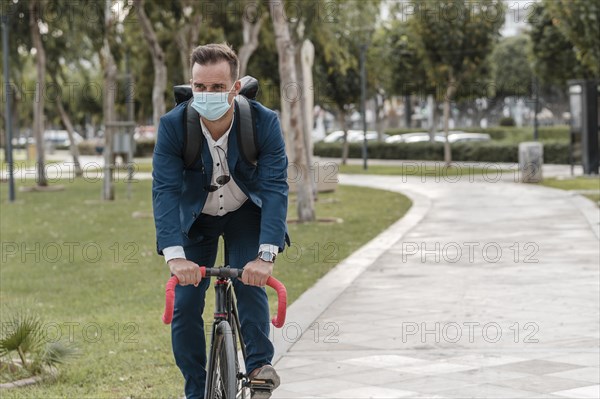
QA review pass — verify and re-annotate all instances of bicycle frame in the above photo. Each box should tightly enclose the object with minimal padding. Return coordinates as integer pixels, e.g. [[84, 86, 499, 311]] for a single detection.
[[207, 275, 249, 396]]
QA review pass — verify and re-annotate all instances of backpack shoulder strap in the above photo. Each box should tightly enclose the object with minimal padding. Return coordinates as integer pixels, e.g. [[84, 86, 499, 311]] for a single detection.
[[234, 95, 258, 166], [183, 101, 203, 170]]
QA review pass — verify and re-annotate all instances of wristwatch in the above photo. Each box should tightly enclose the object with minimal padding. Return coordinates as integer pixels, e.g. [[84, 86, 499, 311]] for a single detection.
[[257, 251, 277, 263]]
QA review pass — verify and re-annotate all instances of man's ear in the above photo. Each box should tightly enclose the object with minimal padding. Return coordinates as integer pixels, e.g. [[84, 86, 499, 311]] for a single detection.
[[234, 80, 242, 93]]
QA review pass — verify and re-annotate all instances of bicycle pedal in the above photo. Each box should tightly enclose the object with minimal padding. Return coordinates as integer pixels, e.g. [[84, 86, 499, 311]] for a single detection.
[[249, 379, 271, 386]]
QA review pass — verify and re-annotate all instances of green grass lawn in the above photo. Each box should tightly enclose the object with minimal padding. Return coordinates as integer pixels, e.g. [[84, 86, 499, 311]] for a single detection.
[[540, 176, 600, 205], [0, 178, 410, 397]]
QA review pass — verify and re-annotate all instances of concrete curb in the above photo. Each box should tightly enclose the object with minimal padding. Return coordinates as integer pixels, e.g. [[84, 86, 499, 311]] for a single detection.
[[570, 193, 600, 240], [531, 183, 600, 241], [271, 182, 431, 364]]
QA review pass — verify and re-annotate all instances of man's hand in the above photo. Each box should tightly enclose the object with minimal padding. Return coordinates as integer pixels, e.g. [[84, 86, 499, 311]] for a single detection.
[[241, 258, 273, 287], [168, 258, 202, 286]]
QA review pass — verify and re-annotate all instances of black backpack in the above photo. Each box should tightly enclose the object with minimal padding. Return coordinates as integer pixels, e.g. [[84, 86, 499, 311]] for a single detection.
[[173, 75, 259, 168]]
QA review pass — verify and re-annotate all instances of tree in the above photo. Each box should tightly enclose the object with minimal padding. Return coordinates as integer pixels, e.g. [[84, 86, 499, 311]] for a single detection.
[[374, 18, 432, 131], [410, 0, 504, 164], [42, 0, 103, 178], [313, 18, 361, 164], [544, 0, 600, 78], [268, 0, 314, 222], [0, 0, 33, 154], [100, 0, 118, 200], [238, 0, 268, 77], [308, 0, 382, 162], [317, 63, 360, 164], [528, 2, 590, 86], [173, 0, 203, 80], [133, 0, 167, 130], [28, 0, 48, 186], [490, 35, 533, 99]]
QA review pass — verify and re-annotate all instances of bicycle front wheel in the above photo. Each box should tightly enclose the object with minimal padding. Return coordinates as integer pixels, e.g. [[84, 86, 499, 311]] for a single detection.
[[205, 320, 237, 399]]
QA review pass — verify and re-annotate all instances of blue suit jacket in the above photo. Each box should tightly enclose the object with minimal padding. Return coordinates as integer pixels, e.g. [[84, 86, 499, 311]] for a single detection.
[[152, 99, 289, 254]]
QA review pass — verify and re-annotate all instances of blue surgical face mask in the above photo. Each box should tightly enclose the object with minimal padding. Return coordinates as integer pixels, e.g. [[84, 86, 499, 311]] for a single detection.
[[190, 83, 236, 121]]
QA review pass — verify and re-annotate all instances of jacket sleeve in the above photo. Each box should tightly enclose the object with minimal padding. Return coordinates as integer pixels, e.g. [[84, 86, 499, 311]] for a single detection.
[[257, 112, 289, 251], [152, 115, 185, 254]]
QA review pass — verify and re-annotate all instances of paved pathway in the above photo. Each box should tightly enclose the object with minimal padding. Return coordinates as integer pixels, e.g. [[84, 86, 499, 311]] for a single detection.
[[272, 174, 599, 398]]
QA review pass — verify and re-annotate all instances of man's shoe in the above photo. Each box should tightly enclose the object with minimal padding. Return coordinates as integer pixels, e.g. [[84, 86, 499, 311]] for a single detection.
[[248, 364, 280, 399]]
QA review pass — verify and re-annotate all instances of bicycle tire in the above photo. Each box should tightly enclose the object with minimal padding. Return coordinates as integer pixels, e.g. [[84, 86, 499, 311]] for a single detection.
[[205, 320, 237, 399]]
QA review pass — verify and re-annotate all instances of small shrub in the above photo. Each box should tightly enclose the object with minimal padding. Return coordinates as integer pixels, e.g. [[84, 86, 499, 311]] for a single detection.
[[0, 307, 77, 383], [499, 117, 516, 126]]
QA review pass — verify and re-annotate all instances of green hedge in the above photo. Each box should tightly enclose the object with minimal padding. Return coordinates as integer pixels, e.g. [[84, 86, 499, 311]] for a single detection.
[[78, 139, 155, 157], [77, 141, 101, 155], [457, 126, 569, 142], [314, 141, 570, 164], [384, 127, 428, 136], [134, 139, 155, 157]]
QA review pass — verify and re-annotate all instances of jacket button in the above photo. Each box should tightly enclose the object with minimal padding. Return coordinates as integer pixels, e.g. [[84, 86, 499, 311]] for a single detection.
[[192, 212, 197, 218]]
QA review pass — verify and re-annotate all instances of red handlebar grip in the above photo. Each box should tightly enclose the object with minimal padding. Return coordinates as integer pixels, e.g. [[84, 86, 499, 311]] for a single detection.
[[162, 276, 178, 324], [162, 267, 207, 324], [266, 276, 287, 328], [162, 267, 286, 328]]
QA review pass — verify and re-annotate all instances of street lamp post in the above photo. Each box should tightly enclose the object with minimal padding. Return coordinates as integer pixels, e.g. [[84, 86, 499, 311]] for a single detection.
[[2, 13, 16, 202], [360, 43, 368, 170], [533, 76, 539, 141]]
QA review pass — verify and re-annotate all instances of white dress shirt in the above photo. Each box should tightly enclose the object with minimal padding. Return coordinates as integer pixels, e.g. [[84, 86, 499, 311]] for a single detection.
[[163, 112, 279, 263], [199, 115, 248, 216]]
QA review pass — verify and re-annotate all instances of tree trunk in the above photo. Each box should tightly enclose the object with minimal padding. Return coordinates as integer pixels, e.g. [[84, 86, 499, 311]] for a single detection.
[[238, 11, 266, 77], [443, 97, 451, 166], [175, 11, 202, 80], [51, 73, 83, 177], [296, 39, 315, 199], [29, 0, 47, 187], [428, 94, 436, 142], [404, 94, 411, 128], [101, 0, 117, 200], [375, 93, 385, 142], [443, 74, 457, 166], [134, 0, 166, 130], [269, 0, 314, 222], [56, 100, 83, 177], [339, 111, 349, 165]]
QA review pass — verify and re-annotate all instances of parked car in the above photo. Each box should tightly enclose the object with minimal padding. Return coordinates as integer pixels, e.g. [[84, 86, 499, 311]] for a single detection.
[[385, 131, 491, 144], [43, 130, 84, 147], [11, 136, 35, 147], [134, 125, 156, 141], [447, 132, 491, 143], [386, 132, 446, 144], [323, 130, 388, 143]]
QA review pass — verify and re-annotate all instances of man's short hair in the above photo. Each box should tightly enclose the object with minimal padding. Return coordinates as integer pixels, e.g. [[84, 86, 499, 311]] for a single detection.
[[190, 43, 239, 83]]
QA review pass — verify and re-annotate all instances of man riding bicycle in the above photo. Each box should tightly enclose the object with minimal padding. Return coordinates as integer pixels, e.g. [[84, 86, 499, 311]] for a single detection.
[[152, 43, 289, 399]]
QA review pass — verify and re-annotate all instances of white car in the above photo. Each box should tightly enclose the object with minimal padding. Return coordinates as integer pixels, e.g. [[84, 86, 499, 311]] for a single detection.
[[44, 130, 84, 147], [386, 132, 446, 143], [323, 130, 387, 143], [447, 132, 491, 143], [385, 132, 491, 144]]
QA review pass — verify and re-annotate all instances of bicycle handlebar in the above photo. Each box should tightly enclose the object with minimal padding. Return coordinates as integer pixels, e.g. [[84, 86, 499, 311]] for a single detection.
[[162, 266, 287, 328]]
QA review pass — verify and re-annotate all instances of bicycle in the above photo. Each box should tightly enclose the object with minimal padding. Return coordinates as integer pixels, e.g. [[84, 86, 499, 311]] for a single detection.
[[162, 266, 287, 399]]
